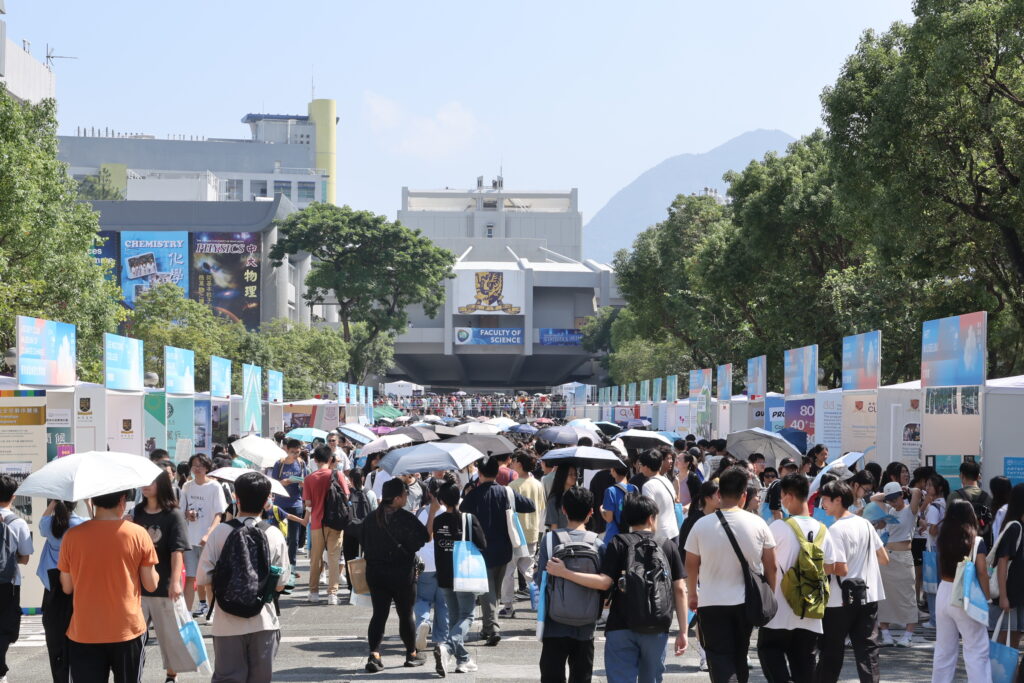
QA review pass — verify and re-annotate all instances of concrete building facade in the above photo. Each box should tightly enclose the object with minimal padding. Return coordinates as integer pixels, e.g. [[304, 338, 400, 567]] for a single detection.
[[0, 4, 56, 104]]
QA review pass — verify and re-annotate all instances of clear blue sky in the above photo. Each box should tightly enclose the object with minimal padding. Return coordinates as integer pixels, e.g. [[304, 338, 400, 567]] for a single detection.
[[10, 1, 914, 221]]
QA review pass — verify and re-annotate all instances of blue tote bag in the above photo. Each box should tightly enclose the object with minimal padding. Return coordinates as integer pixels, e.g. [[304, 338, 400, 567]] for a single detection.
[[960, 537, 990, 626], [991, 611, 1021, 683], [453, 513, 489, 594], [921, 550, 938, 594]]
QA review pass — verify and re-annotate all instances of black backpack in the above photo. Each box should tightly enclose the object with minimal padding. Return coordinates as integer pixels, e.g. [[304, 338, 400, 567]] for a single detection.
[[211, 519, 274, 618], [617, 533, 674, 634], [349, 488, 372, 523], [954, 488, 994, 542], [0, 516, 22, 584], [321, 472, 351, 532]]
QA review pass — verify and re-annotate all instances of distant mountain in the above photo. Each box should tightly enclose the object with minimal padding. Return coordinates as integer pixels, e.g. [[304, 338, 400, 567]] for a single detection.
[[584, 129, 796, 264]]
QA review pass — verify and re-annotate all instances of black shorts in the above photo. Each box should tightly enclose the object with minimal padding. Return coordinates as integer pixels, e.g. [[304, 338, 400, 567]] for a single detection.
[[911, 537, 927, 566]]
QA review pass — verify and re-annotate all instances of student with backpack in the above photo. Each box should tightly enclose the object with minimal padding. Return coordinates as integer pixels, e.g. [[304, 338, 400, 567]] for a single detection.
[[757, 473, 835, 682], [269, 438, 308, 570], [534, 486, 605, 683], [196, 471, 290, 683], [947, 461, 994, 543], [301, 445, 351, 605], [600, 460, 637, 542], [546, 494, 689, 683], [0, 476, 32, 682], [342, 469, 377, 596]]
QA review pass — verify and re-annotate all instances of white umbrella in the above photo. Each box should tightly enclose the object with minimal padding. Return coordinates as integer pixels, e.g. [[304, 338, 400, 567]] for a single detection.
[[338, 424, 376, 442], [209, 467, 289, 497], [609, 439, 628, 456], [810, 451, 867, 494], [485, 417, 517, 429], [725, 428, 801, 464], [15, 452, 163, 502], [379, 442, 485, 476], [232, 434, 287, 468], [453, 422, 501, 435], [360, 434, 414, 457], [617, 429, 673, 447], [422, 414, 443, 423]]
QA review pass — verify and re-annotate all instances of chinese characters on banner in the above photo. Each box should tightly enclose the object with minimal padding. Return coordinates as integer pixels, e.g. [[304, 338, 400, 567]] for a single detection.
[[120, 232, 189, 309], [191, 232, 262, 330]]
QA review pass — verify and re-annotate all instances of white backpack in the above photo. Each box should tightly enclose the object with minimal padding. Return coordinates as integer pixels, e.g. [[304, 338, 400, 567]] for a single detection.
[[987, 520, 1022, 600]]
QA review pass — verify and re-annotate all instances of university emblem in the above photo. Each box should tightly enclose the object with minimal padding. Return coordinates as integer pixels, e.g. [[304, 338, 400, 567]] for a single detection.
[[854, 400, 864, 412], [79, 398, 92, 414], [122, 419, 133, 434], [458, 272, 521, 314], [910, 399, 920, 410]]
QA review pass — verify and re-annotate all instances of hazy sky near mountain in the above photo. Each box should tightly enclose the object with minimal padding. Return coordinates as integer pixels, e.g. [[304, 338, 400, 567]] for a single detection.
[[12, 1, 914, 220]]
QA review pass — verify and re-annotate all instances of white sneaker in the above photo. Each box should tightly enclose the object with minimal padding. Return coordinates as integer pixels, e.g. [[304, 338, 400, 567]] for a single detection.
[[880, 631, 895, 647], [896, 633, 913, 648], [327, 593, 339, 606], [455, 659, 478, 673], [308, 592, 322, 604], [416, 621, 430, 652]]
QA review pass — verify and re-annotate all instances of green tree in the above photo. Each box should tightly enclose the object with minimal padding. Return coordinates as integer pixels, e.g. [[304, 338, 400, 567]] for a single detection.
[[269, 203, 455, 383], [255, 319, 350, 400], [76, 167, 124, 201], [0, 85, 126, 382]]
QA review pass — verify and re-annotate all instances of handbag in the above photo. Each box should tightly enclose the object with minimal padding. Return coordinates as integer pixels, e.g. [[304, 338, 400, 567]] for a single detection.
[[172, 596, 213, 675], [991, 611, 1022, 683], [717, 510, 777, 626], [453, 513, 489, 594], [657, 477, 684, 528], [988, 521, 1022, 600], [952, 536, 989, 626], [922, 550, 939, 594], [348, 556, 370, 596], [506, 486, 530, 558]]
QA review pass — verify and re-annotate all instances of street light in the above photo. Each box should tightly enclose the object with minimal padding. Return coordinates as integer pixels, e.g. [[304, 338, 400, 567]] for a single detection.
[[144, 371, 160, 388]]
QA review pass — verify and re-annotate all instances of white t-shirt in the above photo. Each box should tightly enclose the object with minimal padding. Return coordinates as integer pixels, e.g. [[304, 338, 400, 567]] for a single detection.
[[924, 500, 945, 551], [416, 508, 436, 573], [684, 508, 776, 607], [885, 503, 916, 544], [643, 475, 679, 542], [764, 516, 836, 633], [993, 504, 1008, 542], [0, 508, 33, 585], [826, 513, 885, 608], [181, 480, 228, 547]]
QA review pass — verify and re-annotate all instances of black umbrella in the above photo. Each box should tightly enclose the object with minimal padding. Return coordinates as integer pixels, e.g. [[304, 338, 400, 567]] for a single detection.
[[541, 446, 625, 470], [535, 426, 581, 446], [430, 425, 461, 440], [446, 434, 516, 457], [388, 426, 440, 443]]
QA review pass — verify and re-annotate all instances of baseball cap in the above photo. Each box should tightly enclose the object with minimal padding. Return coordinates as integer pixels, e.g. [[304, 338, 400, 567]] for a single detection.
[[779, 457, 797, 470], [882, 481, 903, 498]]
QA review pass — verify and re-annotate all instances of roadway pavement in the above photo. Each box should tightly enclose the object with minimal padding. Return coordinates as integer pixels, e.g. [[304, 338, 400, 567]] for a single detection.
[[9, 553, 963, 682]]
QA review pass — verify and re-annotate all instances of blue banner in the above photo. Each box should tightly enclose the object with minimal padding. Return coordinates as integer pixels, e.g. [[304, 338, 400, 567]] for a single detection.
[[120, 231, 190, 309], [242, 363, 262, 434], [921, 312, 987, 387], [16, 315, 76, 386], [338, 382, 347, 403], [717, 363, 733, 401], [267, 370, 283, 403], [104, 333, 144, 391], [538, 329, 583, 346], [784, 345, 818, 396], [90, 231, 120, 282], [210, 356, 231, 398], [164, 346, 195, 394], [842, 330, 882, 390], [747, 355, 766, 399], [652, 377, 663, 403], [666, 375, 678, 402], [454, 327, 523, 345], [640, 380, 650, 402]]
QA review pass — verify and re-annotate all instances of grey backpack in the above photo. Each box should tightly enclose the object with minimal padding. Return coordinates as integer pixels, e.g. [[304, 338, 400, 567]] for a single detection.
[[546, 530, 602, 627], [0, 515, 21, 584]]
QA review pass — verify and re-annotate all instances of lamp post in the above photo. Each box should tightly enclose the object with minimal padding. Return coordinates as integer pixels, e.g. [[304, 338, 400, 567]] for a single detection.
[[144, 371, 160, 388]]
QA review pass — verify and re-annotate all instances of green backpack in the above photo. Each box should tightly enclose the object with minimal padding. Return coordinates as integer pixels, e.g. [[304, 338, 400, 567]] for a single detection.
[[780, 517, 830, 619]]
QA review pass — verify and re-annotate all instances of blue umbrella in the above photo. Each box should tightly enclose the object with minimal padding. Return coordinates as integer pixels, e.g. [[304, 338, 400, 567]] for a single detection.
[[338, 426, 373, 445], [286, 427, 329, 442], [506, 423, 538, 435], [777, 427, 808, 456], [656, 431, 682, 444], [542, 446, 624, 470], [626, 418, 651, 429]]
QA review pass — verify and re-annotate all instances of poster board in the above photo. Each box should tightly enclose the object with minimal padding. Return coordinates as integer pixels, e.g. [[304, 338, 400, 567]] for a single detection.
[[45, 389, 73, 462], [814, 390, 842, 457], [984, 378, 1024, 485], [74, 383, 106, 453], [875, 381, 922, 468], [842, 389, 878, 456], [143, 391, 167, 457], [106, 391, 144, 454]]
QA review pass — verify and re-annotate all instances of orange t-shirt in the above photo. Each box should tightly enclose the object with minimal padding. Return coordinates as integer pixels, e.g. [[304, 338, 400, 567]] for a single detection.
[[57, 519, 158, 643]]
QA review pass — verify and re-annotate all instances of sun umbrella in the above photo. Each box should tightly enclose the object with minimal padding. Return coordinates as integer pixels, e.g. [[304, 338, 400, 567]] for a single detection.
[[232, 434, 288, 468], [389, 425, 440, 443], [626, 418, 652, 429], [422, 414, 443, 423], [608, 438, 628, 456], [208, 467, 289, 498], [725, 428, 801, 465], [285, 427, 329, 443], [506, 423, 538, 436], [542, 446, 625, 470], [431, 425, 461, 440], [453, 422, 501, 435], [533, 417, 554, 425], [338, 423, 375, 442], [377, 417, 394, 424], [593, 421, 622, 436], [446, 434, 516, 457], [485, 417, 517, 430], [379, 442, 485, 476], [535, 426, 582, 446], [394, 416, 412, 424], [360, 434, 414, 457], [15, 452, 163, 501], [617, 429, 674, 448], [810, 451, 867, 494], [371, 426, 394, 435]]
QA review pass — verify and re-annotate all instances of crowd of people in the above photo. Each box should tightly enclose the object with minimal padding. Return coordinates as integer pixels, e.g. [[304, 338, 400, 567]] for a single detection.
[[379, 392, 575, 419], [3, 415, 1022, 682]]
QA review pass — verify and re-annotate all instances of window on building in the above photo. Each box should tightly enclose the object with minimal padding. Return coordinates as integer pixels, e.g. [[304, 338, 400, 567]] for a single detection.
[[225, 178, 243, 201], [486, 224, 494, 238], [274, 180, 292, 199], [482, 199, 498, 210], [250, 179, 268, 199], [297, 181, 316, 202]]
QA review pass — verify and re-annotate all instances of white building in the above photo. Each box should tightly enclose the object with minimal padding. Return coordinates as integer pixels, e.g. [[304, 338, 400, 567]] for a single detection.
[[0, 4, 56, 104]]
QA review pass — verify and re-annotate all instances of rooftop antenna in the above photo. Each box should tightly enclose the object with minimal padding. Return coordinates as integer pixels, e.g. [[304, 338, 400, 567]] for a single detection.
[[45, 44, 77, 68]]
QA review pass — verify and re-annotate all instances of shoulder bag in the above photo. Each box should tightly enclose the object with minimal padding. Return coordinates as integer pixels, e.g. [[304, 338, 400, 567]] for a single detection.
[[716, 510, 777, 626]]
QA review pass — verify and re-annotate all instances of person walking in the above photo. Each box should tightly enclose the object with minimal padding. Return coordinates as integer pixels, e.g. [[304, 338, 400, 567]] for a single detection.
[[931, 500, 992, 682], [815, 480, 888, 683], [413, 498, 447, 656], [545, 464, 578, 530], [600, 460, 637, 542], [181, 453, 227, 616], [991, 482, 1024, 647], [361, 478, 431, 673], [640, 450, 679, 543], [302, 445, 350, 605], [132, 471, 193, 683], [872, 481, 922, 646], [685, 466, 777, 683], [342, 469, 377, 597], [501, 451, 544, 617], [269, 438, 308, 575], [0, 476, 32, 683], [58, 489, 159, 682], [38, 499, 83, 683]]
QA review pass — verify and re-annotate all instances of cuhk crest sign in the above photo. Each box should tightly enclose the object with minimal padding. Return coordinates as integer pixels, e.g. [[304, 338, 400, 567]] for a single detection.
[[456, 269, 524, 315]]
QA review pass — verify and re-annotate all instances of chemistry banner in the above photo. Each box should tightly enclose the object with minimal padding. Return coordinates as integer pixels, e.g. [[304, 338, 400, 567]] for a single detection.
[[921, 311, 987, 387], [842, 330, 881, 390], [104, 333, 144, 392], [120, 232, 189, 309], [454, 269, 525, 315], [16, 316, 76, 386], [454, 328, 523, 345], [191, 232, 262, 331], [746, 356, 766, 400], [784, 344, 818, 396], [164, 346, 195, 395]]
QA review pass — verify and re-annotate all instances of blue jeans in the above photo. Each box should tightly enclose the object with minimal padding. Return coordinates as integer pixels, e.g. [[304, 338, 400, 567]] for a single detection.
[[439, 587, 476, 664], [414, 572, 449, 645], [280, 501, 303, 567], [604, 629, 669, 683]]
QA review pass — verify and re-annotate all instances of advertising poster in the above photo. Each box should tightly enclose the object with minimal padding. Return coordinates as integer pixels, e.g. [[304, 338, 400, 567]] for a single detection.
[[613, 406, 634, 423], [784, 344, 818, 396], [454, 269, 525, 315], [211, 400, 229, 446], [688, 369, 713, 440], [190, 231, 261, 330], [0, 390, 46, 462], [74, 383, 105, 452], [267, 370, 284, 403], [242, 364, 262, 435], [45, 391, 73, 462], [611, 385, 619, 404], [929, 454, 976, 493], [337, 382, 347, 403], [652, 378, 663, 403], [120, 231, 189, 309], [628, 383, 637, 404], [785, 398, 816, 440], [104, 333, 144, 391], [842, 391, 878, 455], [640, 380, 650, 403], [921, 311, 987, 388], [210, 356, 231, 398], [90, 230, 120, 282], [922, 386, 981, 462], [166, 396, 194, 461], [747, 400, 765, 433], [143, 392, 167, 456], [718, 401, 731, 439], [164, 346, 195, 395], [746, 356, 766, 400], [454, 328, 523, 345], [194, 398, 211, 451], [538, 329, 583, 346], [842, 330, 882, 390], [106, 391, 143, 454], [766, 395, 786, 432], [16, 315, 77, 386], [666, 375, 678, 403], [717, 363, 733, 401], [815, 392, 842, 456]]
